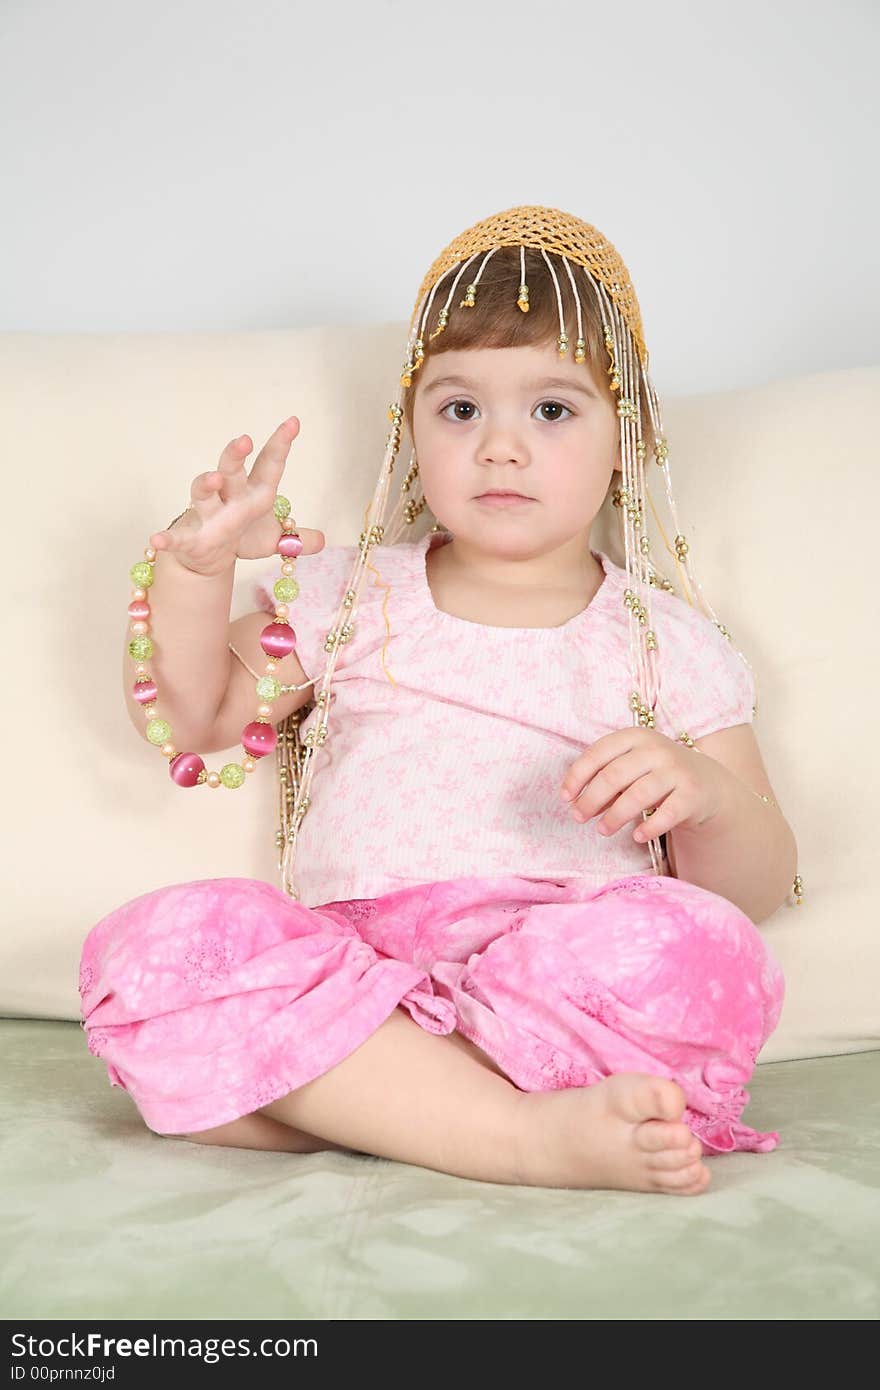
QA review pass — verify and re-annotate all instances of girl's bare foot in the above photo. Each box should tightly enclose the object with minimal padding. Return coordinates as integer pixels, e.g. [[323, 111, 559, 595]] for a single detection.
[[515, 1072, 712, 1195]]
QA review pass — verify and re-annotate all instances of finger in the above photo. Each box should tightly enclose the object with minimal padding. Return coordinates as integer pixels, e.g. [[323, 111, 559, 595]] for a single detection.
[[193, 470, 225, 498], [148, 507, 203, 554], [568, 742, 666, 819], [187, 432, 256, 523], [247, 416, 301, 491], [564, 729, 671, 805], [569, 767, 626, 822], [214, 433, 253, 501], [246, 417, 328, 557], [594, 772, 667, 835], [576, 770, 666, 834], [148, 469, 223, 553], [560, 730, 635, 804], [631, 802, 677, 843], [569, 752, 644, 821], [592, 776, 677, 841]]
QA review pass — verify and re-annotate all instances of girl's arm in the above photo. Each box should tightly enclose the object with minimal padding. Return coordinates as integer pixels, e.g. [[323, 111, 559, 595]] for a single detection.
[[665, 723, 798, 923], [123, 551, 235, 752]]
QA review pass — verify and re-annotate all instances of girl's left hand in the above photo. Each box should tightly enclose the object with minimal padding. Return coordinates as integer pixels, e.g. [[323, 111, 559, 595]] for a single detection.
[[560, 728, 733, 843]]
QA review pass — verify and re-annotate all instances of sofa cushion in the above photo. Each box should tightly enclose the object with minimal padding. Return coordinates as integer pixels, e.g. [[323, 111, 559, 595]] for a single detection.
[[0, 327, 875, 1064]]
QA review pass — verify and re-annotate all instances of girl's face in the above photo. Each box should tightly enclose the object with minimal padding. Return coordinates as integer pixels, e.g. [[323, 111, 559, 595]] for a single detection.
[[410, 342, 620, 557]]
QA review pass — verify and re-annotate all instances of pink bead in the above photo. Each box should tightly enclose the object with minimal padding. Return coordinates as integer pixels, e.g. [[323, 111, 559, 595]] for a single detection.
[[128, 599, 151, 620], [132, 678, 158, 704], [242, 721, 278, 759], [169, 752, 205, 787], [260, 621, 297, 659], [278, 534, 303, 559]]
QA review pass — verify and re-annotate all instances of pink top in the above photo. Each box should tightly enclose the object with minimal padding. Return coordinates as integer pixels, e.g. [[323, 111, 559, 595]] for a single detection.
[[253, 531, 756, 908]]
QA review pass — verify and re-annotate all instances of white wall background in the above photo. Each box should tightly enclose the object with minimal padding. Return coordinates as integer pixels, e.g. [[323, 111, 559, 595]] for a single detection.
[[0, 0, 875, 395]]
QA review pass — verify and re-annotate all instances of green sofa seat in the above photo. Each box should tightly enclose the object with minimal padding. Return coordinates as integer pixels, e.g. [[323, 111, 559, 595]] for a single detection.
[[2, 1019, 878, 1320]]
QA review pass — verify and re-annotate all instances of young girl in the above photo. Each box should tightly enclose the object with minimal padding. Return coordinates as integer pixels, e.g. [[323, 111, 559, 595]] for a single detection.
[[80, 205, 797, 1197]]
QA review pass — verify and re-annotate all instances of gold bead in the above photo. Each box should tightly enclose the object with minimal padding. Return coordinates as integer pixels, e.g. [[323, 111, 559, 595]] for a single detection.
[[428, 308, 449, 341]]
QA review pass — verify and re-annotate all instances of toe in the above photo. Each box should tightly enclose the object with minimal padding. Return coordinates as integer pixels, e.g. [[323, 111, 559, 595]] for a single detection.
[[608, 1072, 687, 1127], [675, 1167, 712, 1196], [635, 1119, 696, 1152], [654, 1076, 688, 1121], [656, 1160, 708, 1190], [647, 1138, 703, 1170]]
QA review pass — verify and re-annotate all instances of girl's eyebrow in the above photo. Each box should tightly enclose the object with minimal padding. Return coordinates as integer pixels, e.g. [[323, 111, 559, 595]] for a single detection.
[[422, 374, 597, 399]]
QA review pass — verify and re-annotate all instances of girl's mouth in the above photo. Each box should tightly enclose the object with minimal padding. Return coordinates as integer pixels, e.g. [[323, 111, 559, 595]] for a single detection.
[[475, 494, 535, 507]]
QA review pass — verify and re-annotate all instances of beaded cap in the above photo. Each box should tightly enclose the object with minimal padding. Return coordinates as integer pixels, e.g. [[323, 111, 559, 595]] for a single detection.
[[411, 204, 649, 367]]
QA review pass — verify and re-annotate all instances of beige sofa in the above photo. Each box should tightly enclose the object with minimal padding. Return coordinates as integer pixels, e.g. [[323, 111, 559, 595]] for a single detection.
[[1, 328, 877, 1319]]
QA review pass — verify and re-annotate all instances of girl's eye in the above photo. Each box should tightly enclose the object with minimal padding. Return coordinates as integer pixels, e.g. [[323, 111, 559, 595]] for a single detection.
[[535, 400, 572, 422], [440, 399, 573, 423]]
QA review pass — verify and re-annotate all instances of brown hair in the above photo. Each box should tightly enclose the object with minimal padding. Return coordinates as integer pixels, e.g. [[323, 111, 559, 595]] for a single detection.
[[402, 245, 656, 462]]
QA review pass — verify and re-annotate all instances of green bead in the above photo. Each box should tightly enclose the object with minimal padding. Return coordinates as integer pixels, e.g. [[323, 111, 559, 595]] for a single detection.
[[130, 561, 155, 588], [128, 634, 154, 661], [273, 576, 300, 604], [220, 764, 246, 789], [146, 718, 172, 745], [273, 494, 291, 522], [256, 675, 281, 701]]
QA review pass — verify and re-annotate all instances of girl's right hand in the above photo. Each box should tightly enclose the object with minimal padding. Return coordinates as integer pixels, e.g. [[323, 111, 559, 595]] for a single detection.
[[149, 416, 325, 577]]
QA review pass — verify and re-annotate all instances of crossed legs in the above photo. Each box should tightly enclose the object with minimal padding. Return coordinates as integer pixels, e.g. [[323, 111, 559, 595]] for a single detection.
[[172, 1004, 711, 1194]]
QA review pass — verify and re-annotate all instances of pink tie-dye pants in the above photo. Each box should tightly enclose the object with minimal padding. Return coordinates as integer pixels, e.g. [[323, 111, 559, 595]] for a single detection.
[[78, 872, 786, 1155]]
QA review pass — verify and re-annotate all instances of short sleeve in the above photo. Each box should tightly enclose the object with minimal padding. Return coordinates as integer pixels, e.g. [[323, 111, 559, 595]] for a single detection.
[[252, 543, 360, 683], [653, 594, 757, 742]]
